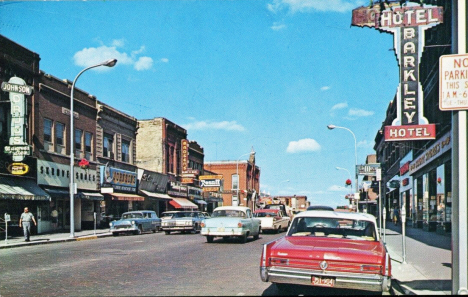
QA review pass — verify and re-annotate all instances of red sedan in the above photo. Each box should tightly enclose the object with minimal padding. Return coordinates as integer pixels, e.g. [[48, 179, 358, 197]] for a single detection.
[[260, 210, 391, 293]]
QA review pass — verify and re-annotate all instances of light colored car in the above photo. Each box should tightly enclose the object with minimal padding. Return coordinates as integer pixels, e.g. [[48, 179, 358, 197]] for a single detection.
[[110, 210, 161, 236], [254, 209, 290, 233], [200, 206, 261, 243], [161, 211, 208, 234], [260, 210, 391, 293]]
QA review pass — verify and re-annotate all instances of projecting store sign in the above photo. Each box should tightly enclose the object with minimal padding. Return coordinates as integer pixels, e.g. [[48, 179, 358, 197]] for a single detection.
[[352, 2, 443, 141]]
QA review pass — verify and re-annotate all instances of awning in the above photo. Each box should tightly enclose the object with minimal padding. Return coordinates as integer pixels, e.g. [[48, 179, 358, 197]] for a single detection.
[[110, 193, 145, 201], [44, 188, 69, 198], [195, 199, 207, 205], [169, 197, 198, 209], [0, 176, 51, 201], [140, 190, 172, 200], [79, 192, 104, 201]]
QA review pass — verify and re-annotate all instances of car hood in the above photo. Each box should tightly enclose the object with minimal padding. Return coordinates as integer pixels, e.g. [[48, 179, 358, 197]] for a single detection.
[[271, 236, 385, 263]]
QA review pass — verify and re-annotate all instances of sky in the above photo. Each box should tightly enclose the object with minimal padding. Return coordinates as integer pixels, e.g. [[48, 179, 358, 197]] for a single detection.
[[0, 0, 399, 208]]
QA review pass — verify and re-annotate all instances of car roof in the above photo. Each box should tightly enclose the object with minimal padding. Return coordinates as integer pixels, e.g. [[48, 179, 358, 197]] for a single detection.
[[254, 209, 279, 213], [294, 210, 377, 223], [307, 205, 334, 211], [213, 206, 251, 212], [123, 210, 154, 213], [162, 210, 200, 213]]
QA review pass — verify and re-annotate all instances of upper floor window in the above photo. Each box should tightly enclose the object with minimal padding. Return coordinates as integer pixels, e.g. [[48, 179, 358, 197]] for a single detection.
[[75, 129, 83, 151], [232, 174, 239, 190], [85, 132, 92, 154], [121, 139, 130, 163], [103, 133, 114, 158], [44, 118, 52, 142], [55, 122, 65, 146]]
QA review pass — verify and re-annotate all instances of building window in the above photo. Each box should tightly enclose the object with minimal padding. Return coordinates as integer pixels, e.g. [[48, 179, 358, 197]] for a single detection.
[[232, 174, 239, 190], [103, 133, 114, 158], [44, 118, 52, 142], [75, 129, 83, 151], [121, 139, 130, 163], [55, 122, 64, 146], [85, 132, 92, 159]]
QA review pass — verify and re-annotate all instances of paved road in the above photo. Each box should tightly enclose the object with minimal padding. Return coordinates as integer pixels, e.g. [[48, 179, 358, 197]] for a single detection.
[[1, 231, 388, 296]]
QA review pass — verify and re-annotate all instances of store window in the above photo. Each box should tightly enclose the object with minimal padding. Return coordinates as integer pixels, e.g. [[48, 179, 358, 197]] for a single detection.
[[436, 165, 445, 225]]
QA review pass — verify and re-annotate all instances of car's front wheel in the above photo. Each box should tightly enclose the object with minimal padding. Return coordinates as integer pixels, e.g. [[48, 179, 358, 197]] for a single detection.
[[134, 226, 142, 235]]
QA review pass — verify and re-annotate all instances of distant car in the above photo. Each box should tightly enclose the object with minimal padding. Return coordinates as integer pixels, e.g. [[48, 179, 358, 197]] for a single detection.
[[110, 210, 161, 236], [254, 209, 290, 233], [161, 211, 208, 234], [260, 210, 391, 293], [306, 205, 334, 211], [201, 206, 261, 243]]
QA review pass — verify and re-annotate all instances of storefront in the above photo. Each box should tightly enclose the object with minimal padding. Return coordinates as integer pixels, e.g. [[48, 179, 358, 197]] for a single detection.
[[37, 160, 101, 232], [409, 132, 452, 233], [167, 182, 198, 210], [100, 165, 144, 221], [0, 175, 51, 235], [138, 169, 171, 217]]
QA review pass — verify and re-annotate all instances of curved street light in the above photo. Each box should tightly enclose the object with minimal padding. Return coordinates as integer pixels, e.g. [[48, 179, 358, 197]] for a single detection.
[[236, 150, 255, 207], [328, 124, 359, 212], [69, 59, 117, 238]]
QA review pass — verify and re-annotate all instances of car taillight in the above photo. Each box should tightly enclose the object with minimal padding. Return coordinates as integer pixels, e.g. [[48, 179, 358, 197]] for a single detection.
[[360, 264, 382, 273], [270, 257, 289, 265], [238, 222, 243, 228], [201, 222, 205, 228]]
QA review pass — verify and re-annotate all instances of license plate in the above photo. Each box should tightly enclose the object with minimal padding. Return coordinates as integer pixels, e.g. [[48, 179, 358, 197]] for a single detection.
[[311, 276, 335, 287], [217, 227, 225, 232]]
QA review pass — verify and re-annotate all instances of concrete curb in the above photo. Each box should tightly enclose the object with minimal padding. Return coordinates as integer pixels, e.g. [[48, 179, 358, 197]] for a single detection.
[[0, 233, 112, 249]]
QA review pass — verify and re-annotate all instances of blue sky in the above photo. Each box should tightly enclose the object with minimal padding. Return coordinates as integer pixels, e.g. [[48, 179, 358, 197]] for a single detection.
[[0, 0, 399, 208]]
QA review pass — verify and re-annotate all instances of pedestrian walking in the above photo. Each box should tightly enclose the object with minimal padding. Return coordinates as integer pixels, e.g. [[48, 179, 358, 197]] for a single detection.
[[19, 207, 37, 242], [393, 207, 399, 226]]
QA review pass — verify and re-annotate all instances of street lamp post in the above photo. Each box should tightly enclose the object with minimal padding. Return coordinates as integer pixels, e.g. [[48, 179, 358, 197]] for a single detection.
[[236, 150, 255, 207], [328, 124, 359, 212], [69, 59, 117, 238]]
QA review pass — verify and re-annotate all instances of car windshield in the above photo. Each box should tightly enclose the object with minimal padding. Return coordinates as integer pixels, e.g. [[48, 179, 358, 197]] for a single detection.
[[287, 216, 377, 241], [212, 210, 246, 218], [122, 213, 143, 219], [254, 212, 277, 217]]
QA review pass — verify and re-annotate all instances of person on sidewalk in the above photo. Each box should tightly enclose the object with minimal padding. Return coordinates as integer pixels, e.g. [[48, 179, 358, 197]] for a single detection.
[[393, 207, 399, 226], [19, 207, 37, 242]]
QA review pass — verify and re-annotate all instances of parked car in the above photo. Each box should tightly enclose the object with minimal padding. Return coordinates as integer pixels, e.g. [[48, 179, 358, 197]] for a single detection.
[[260, 210, 391, 293], [110, 210, 161, 236], [160, 210, 208, 234], [254, 209, 290, 233], [200, 206, 261, 243]]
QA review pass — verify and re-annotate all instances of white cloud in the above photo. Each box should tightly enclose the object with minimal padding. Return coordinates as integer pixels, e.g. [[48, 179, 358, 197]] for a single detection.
[[268, 0, 364, 14], [271, 22, 286, 31], [348, 108, 374, 117], [286, 138, 321, 153], [328, 185, 348, 192], [73, 40, 154, 71], [184, 120, 245, 131], [134, 56, 153, 71], [331, 102, 348, 111], [320, 86, 331, 91], [160, 58, 169, 63]]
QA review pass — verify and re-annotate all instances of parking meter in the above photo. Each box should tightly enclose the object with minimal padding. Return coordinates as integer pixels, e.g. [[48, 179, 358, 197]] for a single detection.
[[401, 205, 406, 223]]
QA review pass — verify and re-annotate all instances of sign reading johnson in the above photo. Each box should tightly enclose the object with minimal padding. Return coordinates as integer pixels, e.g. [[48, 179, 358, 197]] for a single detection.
[[352, 1, 443, 142], [100, 165, 137, 193]]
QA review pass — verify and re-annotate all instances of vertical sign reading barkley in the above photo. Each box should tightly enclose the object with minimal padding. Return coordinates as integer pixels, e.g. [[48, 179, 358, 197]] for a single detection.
[[352, 1, 443, 141], [1, 77, 33, 162]]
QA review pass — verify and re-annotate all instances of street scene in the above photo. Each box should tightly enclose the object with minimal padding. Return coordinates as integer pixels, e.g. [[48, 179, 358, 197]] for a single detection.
[[0, 0, 466, 296]]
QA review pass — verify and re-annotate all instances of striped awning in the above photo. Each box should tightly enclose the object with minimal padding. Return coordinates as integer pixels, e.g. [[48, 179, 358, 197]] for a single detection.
[[0, 176, 51, 201], [140, 190, 172, 200], [169, 197, 198, 209], [110, 193, 145, 201], [79, 192, 104, 201]]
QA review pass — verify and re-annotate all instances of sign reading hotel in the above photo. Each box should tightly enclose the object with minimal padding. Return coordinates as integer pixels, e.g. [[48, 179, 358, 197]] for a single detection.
[[352, 1, 443, 141], [2, 77, 32, 162], [439, 54, 468, 110]]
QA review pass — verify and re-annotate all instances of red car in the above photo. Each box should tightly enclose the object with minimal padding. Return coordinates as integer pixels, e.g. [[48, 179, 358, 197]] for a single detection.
[[260, 210, 391, 293]]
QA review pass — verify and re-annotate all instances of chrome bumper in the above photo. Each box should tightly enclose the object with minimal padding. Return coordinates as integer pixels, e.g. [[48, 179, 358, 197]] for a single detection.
[[260, 266, 391, 292]]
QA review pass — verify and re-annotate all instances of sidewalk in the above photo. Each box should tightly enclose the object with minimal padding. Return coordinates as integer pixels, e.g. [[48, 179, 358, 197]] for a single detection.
[[383, 221, 452, 295], [0, 228, 112, 249]]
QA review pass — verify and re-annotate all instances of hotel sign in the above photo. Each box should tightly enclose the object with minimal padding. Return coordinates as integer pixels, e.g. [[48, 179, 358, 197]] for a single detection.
[[352, 2, 443, 141]]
